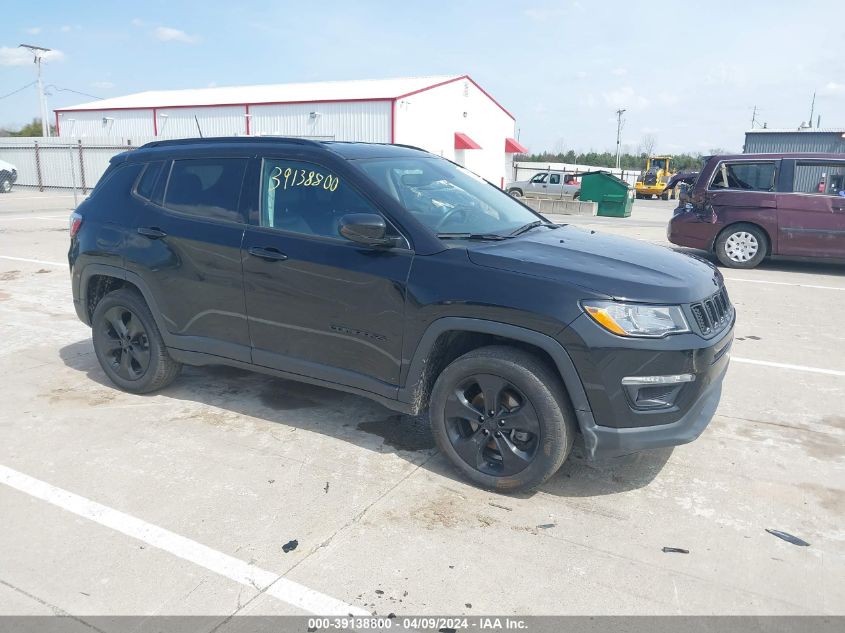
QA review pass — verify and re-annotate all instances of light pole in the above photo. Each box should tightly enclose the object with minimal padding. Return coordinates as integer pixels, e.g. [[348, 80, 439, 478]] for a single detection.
[[615, 108, 626, 170], [19, 43, 51, 137]]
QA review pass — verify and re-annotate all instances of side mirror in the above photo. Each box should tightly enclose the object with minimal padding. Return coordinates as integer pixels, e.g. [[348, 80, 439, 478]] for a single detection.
[[339, 213, 401, 248]]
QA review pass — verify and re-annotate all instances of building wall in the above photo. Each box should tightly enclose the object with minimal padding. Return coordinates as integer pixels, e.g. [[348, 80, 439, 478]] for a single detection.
[[57, 109, 155, 139], [744, 131, 845, 154], [249, 100, 391, 141], [156, 105, 246, 138], [394, 79, 515, 186]]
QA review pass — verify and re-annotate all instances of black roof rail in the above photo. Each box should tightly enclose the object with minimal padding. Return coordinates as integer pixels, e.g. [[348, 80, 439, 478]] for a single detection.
[[138, 136, 325, 150]]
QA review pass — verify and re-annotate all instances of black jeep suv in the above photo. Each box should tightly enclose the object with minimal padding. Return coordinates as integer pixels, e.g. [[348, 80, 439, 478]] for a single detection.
[[69, 137, 734, 492]]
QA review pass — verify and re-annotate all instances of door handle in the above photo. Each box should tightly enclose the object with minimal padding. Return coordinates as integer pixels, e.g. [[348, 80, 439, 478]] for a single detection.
[[248, 246, 288, 262], [137, 227, 167, 239]]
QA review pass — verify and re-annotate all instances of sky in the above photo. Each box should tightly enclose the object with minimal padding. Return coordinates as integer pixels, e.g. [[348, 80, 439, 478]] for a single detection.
[[1, 0, 843, 154]]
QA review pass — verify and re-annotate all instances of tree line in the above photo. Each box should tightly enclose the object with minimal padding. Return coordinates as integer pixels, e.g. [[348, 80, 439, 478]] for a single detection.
[[0, 118, 59, 137]]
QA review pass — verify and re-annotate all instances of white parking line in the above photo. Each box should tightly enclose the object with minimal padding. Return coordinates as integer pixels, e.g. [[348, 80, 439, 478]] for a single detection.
[[0, 464, 368, 616], [0, 255, 65, 267], [0, 215, 68, 221], [724, 277, 845, 292], [733, 357, 845, 378]]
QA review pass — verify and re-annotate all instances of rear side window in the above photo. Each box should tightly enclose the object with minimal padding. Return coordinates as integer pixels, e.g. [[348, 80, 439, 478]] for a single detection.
[[793, 162, 845, 197], [136, 161, 163, 200], [709, 162, 777, 192], [89, 163, 143, 201], [549, 173, 561, 184], [164, 158, 248, 222]]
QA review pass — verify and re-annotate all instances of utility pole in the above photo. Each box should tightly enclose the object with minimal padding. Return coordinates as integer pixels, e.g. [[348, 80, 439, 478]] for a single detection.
[[615, 108, 626, 170], [19, 43, 52, 137], [808, 92, 816, 129], [751, 105, 758, 129]]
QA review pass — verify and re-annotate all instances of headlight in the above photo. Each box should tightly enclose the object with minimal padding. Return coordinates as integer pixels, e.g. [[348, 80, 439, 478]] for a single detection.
[[582, 300, 690, 338]]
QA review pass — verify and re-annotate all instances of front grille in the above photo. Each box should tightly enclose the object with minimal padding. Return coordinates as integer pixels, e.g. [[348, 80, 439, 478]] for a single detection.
[[690, 287, 732, 336]]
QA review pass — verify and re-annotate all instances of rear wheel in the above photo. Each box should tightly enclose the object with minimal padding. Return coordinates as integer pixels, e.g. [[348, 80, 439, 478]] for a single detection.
[[508, 188, 523, 198], [715, 223, 768, 269], [91, 288, 182, 393], [429, 346, 575, 492]]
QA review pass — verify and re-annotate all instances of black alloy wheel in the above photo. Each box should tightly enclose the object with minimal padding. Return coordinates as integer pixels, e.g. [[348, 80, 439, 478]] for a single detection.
[[443, 373, 540, 477], [99, 306, 152, 380]]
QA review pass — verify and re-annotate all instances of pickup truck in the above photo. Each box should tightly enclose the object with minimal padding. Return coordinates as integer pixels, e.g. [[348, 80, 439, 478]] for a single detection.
[[506, 171, 580, 199], [0, 159, 18, 193]]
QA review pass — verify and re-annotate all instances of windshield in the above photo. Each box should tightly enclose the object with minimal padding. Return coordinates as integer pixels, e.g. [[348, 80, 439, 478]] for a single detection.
[[356, 157, 542, 236]]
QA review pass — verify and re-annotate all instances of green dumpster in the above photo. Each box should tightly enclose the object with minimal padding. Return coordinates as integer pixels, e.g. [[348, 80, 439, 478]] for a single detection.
[[579, 171, 634, 217]]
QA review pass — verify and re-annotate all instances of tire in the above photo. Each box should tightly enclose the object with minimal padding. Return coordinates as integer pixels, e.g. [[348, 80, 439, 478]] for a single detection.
[[0, 177, 11, 194], [661, 191, 669, 201], [508, 189, 523, 197], [91, 288, 182, 393], [573, 190, 580, 200], [715, 223, 768, 269], [429, 345, 576, 493]]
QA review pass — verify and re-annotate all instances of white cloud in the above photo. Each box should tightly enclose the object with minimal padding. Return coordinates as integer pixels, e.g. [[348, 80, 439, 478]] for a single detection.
[[24, 27, 41, 35], [60, 25, 72, 32], [154, 26, 199, 43], [0, 46, 64, 66], [821, 81, 845, 95], [603, 86, 650, 109], [575, 70, 588, 79], [92, 81, 115, 89], [131, 18, 144, 27], [611, 67, 627, 76]]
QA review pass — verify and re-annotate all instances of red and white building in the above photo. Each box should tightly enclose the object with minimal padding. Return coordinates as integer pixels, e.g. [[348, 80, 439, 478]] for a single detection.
[[54, 75, 527, 186]]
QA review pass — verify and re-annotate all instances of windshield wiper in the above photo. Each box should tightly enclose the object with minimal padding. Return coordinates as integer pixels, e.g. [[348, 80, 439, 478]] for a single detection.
[[436, 232, 511, 241], [509, 221, 557, 237]]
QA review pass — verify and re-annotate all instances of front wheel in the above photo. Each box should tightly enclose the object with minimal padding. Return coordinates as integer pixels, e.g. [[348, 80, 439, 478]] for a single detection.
[[429, 346, 575, 492], [0, 177, 11, 193], [715, 223, 768, 269]]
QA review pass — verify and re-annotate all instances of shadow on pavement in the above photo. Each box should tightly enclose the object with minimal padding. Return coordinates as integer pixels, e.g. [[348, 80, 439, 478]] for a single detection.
[[59, 338, 671, 497]]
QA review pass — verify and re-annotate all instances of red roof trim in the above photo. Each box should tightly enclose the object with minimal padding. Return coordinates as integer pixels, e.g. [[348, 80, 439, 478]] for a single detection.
[[53, 75, 516, 121], [54, 97, 393, 114], [394, 74, 515, 120], [455, 132, 482, 150], [505, 137, 528, 153]]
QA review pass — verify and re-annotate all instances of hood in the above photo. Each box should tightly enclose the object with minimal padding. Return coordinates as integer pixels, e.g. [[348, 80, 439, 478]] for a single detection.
[[0, 159, 15, 171], [466, 226, 723, 304]]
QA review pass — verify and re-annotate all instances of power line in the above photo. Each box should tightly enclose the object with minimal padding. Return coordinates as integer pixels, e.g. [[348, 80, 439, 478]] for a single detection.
[[44, 85, 104, 100], [0, 81, 37, 101]]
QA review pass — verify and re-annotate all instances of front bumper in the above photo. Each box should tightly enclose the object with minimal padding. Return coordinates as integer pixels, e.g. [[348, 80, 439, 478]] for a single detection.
[[635, 184, 665, 196], [560, 311, 734, 459]]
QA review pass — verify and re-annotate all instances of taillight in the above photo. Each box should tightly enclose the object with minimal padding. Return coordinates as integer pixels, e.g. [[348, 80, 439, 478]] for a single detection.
[[69, 211, 83, 238]]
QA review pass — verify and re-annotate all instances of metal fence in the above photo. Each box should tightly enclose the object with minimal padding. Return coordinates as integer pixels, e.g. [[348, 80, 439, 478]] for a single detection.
[[0, 136, 149, 194]]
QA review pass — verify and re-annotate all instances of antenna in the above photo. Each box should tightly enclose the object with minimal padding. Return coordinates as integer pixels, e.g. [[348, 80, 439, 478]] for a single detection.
[[809, 92, 816, 129], [751, 105, 758, 129], [194, 115, 203, 138], [18, 43, 52, 137]]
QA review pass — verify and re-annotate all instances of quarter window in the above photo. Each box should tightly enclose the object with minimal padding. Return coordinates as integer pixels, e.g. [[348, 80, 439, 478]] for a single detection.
[[793, 162, 845, 197], [136, 161, 163, 200], [261, 159, 388, 240], [709, 162, 777, 192], [164, 158, 248, 222]]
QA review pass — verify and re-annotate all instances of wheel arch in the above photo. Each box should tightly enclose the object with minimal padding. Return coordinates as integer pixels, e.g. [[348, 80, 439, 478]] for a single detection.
[[80, 264, 169, 334], [399, 318, 593, 429]]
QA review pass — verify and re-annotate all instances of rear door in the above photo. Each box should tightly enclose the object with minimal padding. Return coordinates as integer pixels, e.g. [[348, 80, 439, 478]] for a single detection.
[[777, 159, 845, 258], [124, 154, 251, 362]]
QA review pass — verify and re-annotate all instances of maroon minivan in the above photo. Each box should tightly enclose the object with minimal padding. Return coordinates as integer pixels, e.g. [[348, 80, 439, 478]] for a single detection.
[[668, 153, 845, 268]]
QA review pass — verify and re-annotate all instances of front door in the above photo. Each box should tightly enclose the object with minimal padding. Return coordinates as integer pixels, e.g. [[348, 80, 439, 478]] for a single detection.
[[242, 156, 414, 397], [777, 159, 845, 258]]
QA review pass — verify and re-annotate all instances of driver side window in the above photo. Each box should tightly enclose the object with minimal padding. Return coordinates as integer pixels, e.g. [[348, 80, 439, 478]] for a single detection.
[[260, 159, 384, 240], [530, 174, 547, 183]]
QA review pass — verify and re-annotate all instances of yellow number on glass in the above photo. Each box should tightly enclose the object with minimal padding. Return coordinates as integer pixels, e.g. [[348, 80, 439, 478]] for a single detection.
[[296, 169, 306, 186], [269, 166, 282, 191], [313, 173, 324, 187], [283, 167, 292, 190]]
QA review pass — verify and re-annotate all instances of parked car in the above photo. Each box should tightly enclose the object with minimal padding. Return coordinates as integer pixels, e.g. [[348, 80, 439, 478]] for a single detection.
[[0, 158, 18, 193], [506, 171, 580, 198], [668, 153, 845, 268], [69, 137, 733, 492]]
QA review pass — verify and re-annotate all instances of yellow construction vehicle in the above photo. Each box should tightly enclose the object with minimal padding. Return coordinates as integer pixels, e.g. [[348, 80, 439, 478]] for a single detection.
[[635, 156, 676, 200]]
